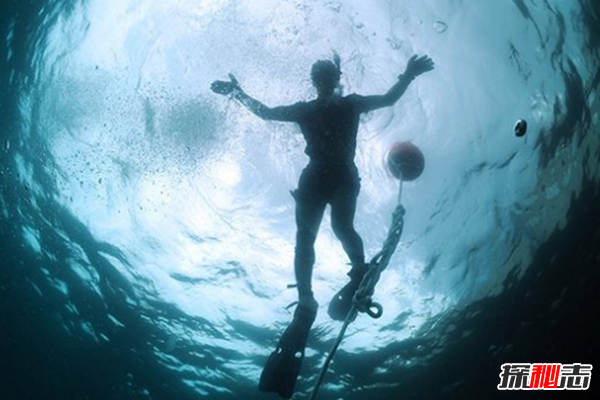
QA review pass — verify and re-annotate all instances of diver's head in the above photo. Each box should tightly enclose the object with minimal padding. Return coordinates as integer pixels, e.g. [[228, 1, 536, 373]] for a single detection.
[[311, 60, 341, 97]]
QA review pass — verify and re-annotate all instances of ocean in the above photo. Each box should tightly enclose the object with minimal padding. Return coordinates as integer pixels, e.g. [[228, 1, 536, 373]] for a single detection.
[[1, 0, 598, 399]]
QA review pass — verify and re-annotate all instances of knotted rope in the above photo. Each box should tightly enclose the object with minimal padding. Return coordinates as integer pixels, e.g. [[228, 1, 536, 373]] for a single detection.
[[309, 181, 406, 400]]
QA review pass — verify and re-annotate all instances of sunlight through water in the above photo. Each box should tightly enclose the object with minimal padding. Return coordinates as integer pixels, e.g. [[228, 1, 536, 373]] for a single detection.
[[1, 0, 599, 399]]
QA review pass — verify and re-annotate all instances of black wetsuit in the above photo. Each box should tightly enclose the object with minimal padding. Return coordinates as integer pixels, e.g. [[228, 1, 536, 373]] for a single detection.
[[268, 94, 375, 296]]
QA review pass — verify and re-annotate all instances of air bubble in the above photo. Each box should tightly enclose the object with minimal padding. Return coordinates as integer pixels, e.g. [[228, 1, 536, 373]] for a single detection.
[[433, 21, 448, 33]]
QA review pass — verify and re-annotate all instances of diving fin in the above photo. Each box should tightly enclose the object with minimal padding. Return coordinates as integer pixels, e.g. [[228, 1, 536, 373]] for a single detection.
[[259, 300, 317, 399], [327, 264, 368, 321]]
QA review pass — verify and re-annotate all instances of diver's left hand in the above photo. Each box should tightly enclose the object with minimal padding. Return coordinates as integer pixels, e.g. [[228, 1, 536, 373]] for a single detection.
[[403, 55, 435, 79], [210, 73, 241, 96]]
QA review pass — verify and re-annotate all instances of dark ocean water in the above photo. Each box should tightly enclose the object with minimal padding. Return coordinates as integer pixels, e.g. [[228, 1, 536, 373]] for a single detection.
[[1, 0, 599, 399]]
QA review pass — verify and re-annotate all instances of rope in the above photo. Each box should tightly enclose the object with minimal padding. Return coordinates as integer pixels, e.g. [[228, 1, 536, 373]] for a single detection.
[[308, 306, 356, 400], [309, 181, 406, 400]]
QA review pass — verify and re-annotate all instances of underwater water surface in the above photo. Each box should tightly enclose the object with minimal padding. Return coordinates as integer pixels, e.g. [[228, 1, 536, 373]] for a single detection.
[[1, 0, 599, 399]]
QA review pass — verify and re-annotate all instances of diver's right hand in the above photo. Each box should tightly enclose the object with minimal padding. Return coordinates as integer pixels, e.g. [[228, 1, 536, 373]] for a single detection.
[[211, 73, 241, 96]]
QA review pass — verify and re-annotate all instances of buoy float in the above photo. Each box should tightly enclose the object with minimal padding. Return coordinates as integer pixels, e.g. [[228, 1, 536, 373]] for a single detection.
[[386, 142, 425, 181]]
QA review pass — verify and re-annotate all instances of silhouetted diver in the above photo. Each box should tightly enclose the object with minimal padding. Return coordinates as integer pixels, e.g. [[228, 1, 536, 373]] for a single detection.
[[211, 53, 434, 398]]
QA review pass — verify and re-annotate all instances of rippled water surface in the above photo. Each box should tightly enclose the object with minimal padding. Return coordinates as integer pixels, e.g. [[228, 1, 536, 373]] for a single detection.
[[1, 1, 599, 399]]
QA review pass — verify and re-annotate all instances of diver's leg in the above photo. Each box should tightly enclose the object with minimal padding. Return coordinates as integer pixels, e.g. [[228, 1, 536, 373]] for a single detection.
[[259, 172, 324, 397], [260, 166, 332, 397], [327, 173, 368, 321], [294, 188, 327, 304], [330, 178, 365, 268]]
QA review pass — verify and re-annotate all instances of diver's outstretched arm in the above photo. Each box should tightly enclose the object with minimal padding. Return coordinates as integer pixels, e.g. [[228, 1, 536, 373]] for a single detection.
[[359, 55, 434, 112], [211, 74, 299, 122]]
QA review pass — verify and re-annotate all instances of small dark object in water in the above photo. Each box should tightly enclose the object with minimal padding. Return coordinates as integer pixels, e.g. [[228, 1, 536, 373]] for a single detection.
[[514, 119, 527, 137], [433, 21, 448, 33]]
